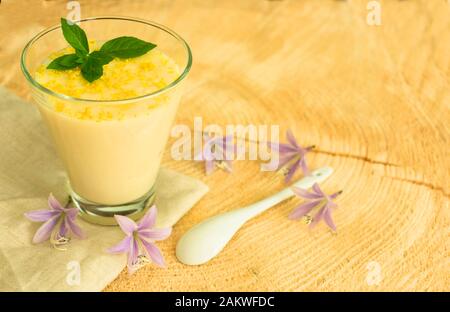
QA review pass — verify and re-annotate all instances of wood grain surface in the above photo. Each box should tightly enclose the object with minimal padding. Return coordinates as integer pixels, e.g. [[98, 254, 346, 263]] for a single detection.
[[0, 0, 448, 291]]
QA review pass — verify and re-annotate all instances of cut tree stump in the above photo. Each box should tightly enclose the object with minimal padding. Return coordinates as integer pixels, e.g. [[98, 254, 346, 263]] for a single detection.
[[0, 0, 448, 291]]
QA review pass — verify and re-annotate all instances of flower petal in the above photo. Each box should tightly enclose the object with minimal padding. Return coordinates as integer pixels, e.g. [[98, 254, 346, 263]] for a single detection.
[[66, 216, 85, 239], [275, 153, 296, 170], [64, 207, 78, 219], [292, 187, 323, 200], [288, 200, 322, 219], [137, 205, 157, 230], [286, 129, 299, 149], [329, 191, 342, 200], [58, 218, 68, 238], [323, 207, 337, 231], [114, 215, 137, 236], [24, 209, 59, 222], [140, 239, 166, 267], [139, 227, 172, 241], [312, 183, 325, 197], [107, 236, 132, 254], [327, 201, 338, 209], [269, 142, 299, 153], [128, 238, 139, 268], [299, 156, 310, 176], [280, 146, 300, 154], [48, 193, 64, 211], [32, 214, 60, 243], [285, 158, 301, 183], [309, 206, 326, 228]]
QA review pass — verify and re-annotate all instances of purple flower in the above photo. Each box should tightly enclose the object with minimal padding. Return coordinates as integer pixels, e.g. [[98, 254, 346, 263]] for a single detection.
[[108, 205, 172, 273], [289, 183, 342, 231], [268, 130, 314, 183], [24, 194, 85, 246], [201, 134, 234, 175]]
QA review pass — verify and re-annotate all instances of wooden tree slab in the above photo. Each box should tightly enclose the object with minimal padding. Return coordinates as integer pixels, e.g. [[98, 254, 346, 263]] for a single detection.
[[0, 0, 448, 291]]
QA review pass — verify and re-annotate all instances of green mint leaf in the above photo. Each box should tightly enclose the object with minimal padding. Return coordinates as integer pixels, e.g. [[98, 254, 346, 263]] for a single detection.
[[80, 56, 103, 83], [75, 50, 87, 63], [100, 36, 156, 58], [61, 18, 89, 55], [88, 51, 114, 65], [47, 53, 81, 70]]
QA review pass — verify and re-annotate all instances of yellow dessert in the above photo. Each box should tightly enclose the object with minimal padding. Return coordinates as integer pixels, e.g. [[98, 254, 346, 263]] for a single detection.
[[34, 44, 182, 205]]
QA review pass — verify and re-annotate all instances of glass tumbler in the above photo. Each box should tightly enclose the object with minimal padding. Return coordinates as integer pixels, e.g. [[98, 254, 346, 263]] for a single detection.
[[21, 16, 192, 225]]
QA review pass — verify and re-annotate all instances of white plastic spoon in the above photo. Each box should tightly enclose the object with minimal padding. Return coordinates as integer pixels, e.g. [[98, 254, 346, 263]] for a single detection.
[[176, 166, 333, 265]]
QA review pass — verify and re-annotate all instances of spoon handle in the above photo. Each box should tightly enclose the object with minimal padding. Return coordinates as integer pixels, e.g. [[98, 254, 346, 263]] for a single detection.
[[176, 167, 333, 265], [242, 167, 333, 218]]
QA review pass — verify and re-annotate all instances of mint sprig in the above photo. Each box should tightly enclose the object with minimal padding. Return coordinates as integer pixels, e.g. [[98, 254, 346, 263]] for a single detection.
[[47, 18, 157, 83]]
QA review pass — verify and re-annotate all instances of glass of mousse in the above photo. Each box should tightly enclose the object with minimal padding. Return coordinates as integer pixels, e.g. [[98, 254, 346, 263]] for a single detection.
[[21, 17, 192, 225]]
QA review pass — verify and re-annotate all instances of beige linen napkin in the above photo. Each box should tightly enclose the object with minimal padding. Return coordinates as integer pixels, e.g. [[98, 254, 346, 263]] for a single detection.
[[0, 87, 208, 291]]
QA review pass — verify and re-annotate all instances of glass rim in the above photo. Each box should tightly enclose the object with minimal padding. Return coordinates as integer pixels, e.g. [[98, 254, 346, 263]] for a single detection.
[[20, 16, 193, 104]]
